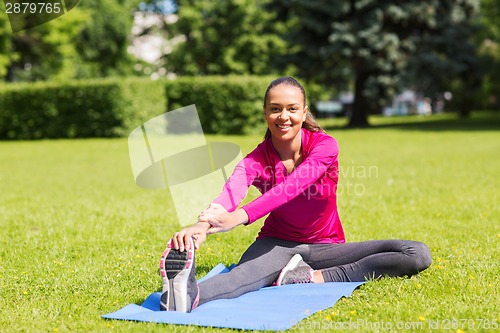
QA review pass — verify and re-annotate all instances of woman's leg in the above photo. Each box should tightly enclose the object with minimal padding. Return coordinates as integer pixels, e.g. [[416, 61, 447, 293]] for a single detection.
[[304, 240, 432, 282], [197, 237, 308, 305]]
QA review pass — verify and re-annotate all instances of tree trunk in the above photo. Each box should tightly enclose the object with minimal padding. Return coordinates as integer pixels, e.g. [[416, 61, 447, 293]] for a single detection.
[[458, 82, 475, 118], [6, 63, 16, 82], [347, 71, 370, 128], [459, 100, 471, 117], [6, 42, 15, 82]]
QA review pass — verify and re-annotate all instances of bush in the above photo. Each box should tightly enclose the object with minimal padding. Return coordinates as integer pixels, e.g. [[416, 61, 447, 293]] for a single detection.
[[0, 75, 318, 139], [115, 77, 168, 136], [166, 76, 274, 134], [0, 78, 167, 139]]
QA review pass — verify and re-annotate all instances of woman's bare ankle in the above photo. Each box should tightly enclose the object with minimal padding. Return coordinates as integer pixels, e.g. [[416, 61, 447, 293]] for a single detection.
[[312, 270, 325, 283]]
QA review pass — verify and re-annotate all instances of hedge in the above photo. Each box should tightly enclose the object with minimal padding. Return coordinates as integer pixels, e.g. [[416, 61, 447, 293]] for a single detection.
[[166, 76, 274, 135], [0, 77, 167, 139], [0, 75, 315, 139]]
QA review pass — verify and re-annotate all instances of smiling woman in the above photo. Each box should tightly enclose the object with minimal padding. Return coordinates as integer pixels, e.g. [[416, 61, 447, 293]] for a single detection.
[[159, 76, 432, 313]]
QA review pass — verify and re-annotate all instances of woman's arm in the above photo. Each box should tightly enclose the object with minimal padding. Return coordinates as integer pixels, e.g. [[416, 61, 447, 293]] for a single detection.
[[168, 204, 250, 251], [242, 136, 338, 223], [211, 146, 265, 212], [199, 207, 249, 234], [168, 148, 263, 250], [203, 136, 338, 231]]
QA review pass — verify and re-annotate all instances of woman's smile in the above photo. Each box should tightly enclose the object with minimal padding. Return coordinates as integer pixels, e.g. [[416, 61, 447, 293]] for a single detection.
[[276, 123, 292, 131]]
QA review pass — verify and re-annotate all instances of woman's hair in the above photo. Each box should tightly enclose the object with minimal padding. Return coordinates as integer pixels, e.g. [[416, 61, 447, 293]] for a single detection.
[[263, 77, 323, 139]]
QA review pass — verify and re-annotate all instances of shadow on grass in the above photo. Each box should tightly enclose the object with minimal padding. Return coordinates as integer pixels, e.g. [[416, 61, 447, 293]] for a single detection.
[[322, 111, 500, 132]]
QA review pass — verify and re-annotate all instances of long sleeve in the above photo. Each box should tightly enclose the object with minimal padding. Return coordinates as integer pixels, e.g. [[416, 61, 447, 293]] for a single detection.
[[211, 146, 265, 212], [242, 135, 338, 224]]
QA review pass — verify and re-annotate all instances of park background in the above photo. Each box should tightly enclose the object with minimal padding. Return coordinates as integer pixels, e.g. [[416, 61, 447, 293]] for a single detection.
[[0, 0, 499, 332]]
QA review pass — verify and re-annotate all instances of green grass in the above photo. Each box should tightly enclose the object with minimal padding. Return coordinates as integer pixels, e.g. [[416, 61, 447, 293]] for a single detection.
[[0, 112, 499, 332]]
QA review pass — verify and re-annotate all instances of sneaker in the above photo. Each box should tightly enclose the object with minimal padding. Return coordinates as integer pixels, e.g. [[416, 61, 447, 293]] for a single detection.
[[159, 239, 200, 312], [275, 254, 314, 286]]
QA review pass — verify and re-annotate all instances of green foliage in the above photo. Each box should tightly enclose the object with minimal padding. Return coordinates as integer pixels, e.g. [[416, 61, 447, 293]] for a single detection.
[[271, 0, 481, 126], [166, 0, 288, 76], [74, 0, 136, 78], [475, 0, 500, 109], [477, 0, 500, 42], [0, 1, 11, 78], [0, 80, 122, 139], [117, 77, 169, 135], [3, 4, 88, 82], [0, 0, 137, 82], [0, 75, 326, 139], [404, 1, 481, 117], [0, 78, 167, 139], [166, 76, 273, 134]]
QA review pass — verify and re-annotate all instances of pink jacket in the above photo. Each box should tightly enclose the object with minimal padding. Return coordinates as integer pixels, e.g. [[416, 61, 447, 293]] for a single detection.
[[213, 128, 345, 244]]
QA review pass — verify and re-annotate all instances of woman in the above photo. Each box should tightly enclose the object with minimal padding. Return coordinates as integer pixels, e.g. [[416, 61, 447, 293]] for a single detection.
[[159, 77, 432, 313]]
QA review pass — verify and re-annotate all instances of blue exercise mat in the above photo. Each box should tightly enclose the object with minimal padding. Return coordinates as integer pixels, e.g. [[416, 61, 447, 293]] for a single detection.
[[102, 264, 364, 331]]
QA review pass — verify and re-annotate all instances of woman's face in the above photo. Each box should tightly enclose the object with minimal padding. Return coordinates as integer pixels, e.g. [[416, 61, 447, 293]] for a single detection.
[[264, 84, 307, 141]]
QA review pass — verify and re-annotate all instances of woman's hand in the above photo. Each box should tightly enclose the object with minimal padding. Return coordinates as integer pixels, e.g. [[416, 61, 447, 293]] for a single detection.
[[199, 208, 249, 234], [169, 222, 210, 252]]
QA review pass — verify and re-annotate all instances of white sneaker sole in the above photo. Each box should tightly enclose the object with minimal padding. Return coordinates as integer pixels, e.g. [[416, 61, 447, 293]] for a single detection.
[[159, 243, 195, 312]]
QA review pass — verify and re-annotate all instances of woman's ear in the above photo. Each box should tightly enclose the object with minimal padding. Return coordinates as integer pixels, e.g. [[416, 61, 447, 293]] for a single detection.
[[303, 106, 308, 122]]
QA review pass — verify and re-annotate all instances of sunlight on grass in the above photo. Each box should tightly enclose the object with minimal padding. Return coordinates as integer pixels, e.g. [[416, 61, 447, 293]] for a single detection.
[[0, 113, 498, 332]]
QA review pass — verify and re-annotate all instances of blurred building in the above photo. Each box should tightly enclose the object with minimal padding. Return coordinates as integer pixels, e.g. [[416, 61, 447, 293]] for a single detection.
[[383, 90, 434, 116]]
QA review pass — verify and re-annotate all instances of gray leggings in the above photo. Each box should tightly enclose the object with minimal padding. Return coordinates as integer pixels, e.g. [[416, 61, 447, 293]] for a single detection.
[[198, 238, 432, 305]]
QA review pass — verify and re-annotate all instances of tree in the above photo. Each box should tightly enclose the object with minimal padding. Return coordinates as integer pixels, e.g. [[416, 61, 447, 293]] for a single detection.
[[0, 0, 137, 81], [475, 0, 500, 110], [1, 3, 87, 81], [404, 1, 481, 117], [74, 0, 136, 78], [0, 3, 11, 79], [271, 0, 480, 127], [164, 0, 288, 75]]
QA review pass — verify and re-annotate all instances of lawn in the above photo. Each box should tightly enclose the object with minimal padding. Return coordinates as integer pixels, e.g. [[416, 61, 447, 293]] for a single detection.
[[0, 112, 499, 332]]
